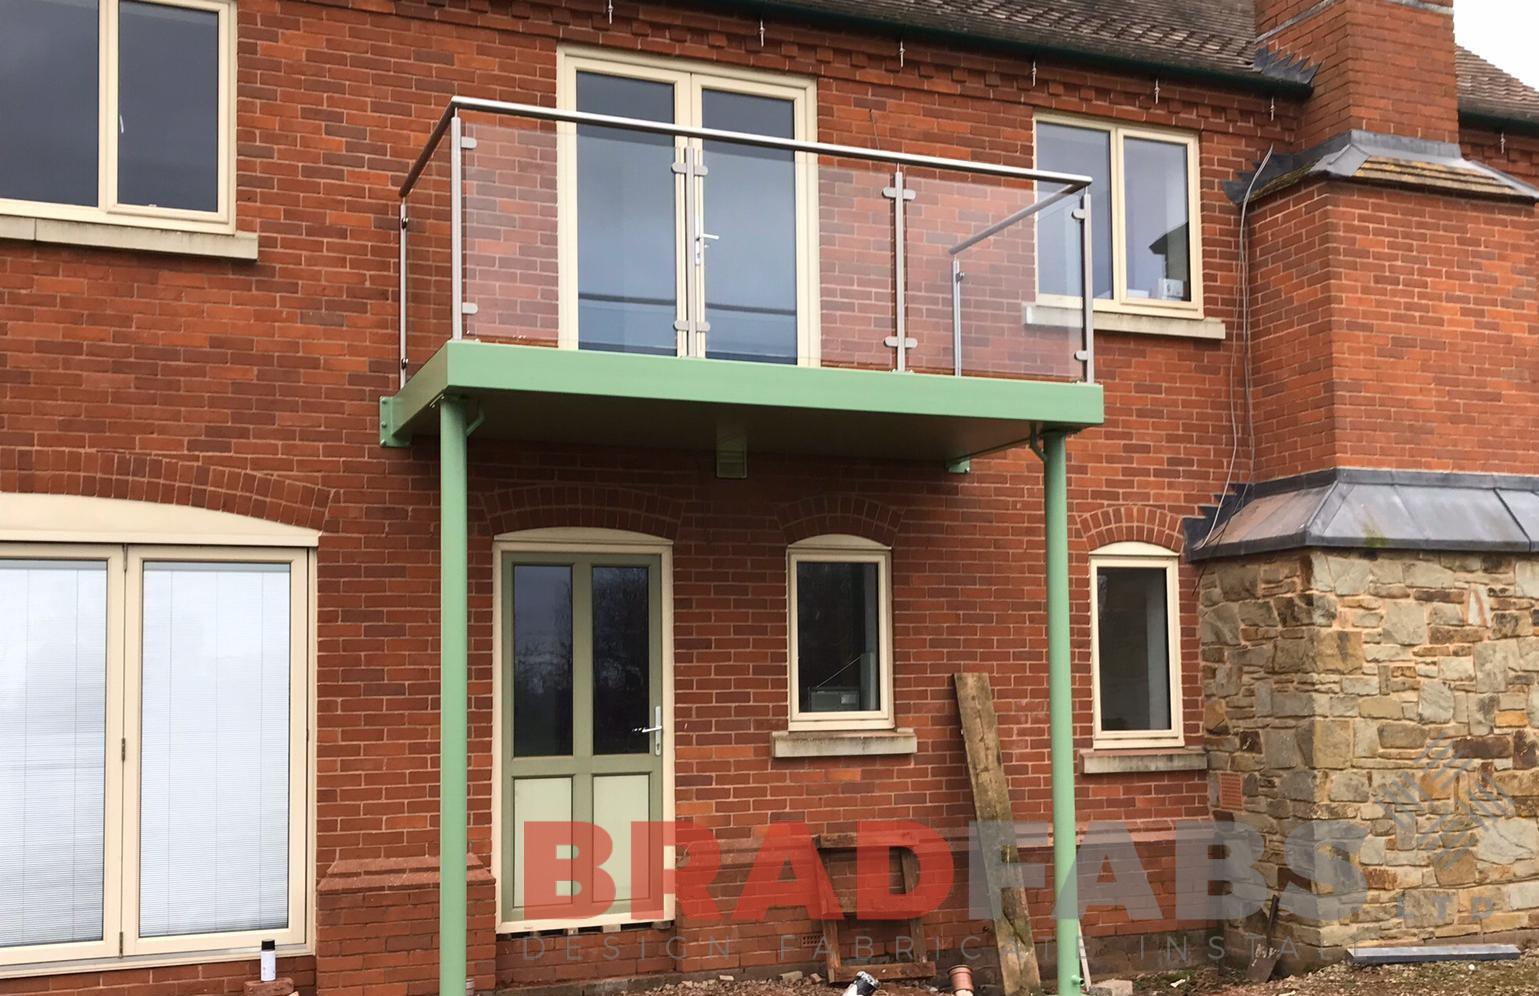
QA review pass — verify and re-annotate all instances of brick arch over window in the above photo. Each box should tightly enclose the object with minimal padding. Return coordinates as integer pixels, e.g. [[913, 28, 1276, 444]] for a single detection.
[[1076, 504, 1185, 554], [482, 485, 684, 541], [0, 448, 332, 531], [776, 495, 903, 546]]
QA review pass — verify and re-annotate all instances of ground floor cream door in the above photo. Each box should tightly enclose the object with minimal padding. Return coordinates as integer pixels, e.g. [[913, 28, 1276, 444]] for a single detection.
[[500, 551, 664, 926]]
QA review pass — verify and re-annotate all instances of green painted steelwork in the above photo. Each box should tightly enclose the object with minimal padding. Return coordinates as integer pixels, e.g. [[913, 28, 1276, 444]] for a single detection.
[[440, 398, 470, 996], [381, 341, 1104, 466], [1042, 430, 1081, 996]]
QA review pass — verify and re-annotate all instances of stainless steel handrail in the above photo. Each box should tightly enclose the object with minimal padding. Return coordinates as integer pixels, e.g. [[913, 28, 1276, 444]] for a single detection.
[[400, 95, 1093, 197]]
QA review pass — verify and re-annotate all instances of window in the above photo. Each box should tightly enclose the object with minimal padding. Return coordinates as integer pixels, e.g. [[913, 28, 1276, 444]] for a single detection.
[[0, 0, 235, 230], [787, 536, 893, 731], [1089, 542, 1183, 748], [0, 542, 310, 972], [1036, 116, 1202, 315], [557, 48, 818, 365]]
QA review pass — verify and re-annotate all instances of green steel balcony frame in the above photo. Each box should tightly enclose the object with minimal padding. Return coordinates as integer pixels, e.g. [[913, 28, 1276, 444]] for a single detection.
[[389, 96, 1101, 996]]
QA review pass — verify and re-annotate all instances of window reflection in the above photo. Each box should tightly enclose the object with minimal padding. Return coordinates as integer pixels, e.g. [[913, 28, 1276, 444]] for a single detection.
[[1123, 137, 1191, 302]]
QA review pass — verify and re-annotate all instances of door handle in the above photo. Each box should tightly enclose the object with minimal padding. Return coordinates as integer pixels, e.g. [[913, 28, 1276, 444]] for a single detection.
[[632, 705, 664, 756]]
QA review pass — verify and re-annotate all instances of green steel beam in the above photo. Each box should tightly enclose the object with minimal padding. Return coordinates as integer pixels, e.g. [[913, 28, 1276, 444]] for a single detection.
[[381, 341, 1104, 463], [1042, 430, 1081, 996], [439, 397, 469, 996]]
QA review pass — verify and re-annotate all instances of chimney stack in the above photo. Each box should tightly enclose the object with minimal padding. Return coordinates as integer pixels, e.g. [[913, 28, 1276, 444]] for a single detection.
[[1255, 0, 1460, 146]]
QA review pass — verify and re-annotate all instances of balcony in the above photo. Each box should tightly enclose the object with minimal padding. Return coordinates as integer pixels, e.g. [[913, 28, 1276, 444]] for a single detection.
[[380, 97, 1104, 468]]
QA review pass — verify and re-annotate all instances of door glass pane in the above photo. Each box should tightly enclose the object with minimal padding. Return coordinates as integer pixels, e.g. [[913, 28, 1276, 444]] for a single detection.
[[118, 0, 219, 213], [512, 564, 573, 757], [139, 562, 291, 937], [592, 565, 649, 756], [0, 561, 107, 948], [0, 0, 99, 206], [701, 89, 798, 364], [1095, 565, 1172, 732], [795, 561, 880, 714], [1036, 123, 1112, 299], [576, 72, 678, 355], [1123, 137, 1192, 302]]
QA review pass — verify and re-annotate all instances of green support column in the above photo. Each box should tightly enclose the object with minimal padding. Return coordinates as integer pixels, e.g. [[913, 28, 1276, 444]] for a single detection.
[[1043, 430, 1081, 996], [439, 397, 469, 996]]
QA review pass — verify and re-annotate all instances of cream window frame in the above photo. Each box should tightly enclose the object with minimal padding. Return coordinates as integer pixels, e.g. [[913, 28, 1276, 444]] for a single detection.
[[0, 545, 127, 970], [786, 535, 895, 732], [1033, 114, 1204, 320], [1088, 541, 1184, 750], [555, 46, 821, 366], [0, 0, 237, 234], [0, 540, 314, 977]]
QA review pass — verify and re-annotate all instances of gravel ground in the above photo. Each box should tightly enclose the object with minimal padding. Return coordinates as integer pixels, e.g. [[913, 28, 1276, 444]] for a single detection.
[[633, 949, 1539, 996], [1131, 947, 1539, 996]]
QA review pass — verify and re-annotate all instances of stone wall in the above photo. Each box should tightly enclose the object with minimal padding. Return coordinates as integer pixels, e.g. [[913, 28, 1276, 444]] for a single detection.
[[1199, 550, 1539, 967]]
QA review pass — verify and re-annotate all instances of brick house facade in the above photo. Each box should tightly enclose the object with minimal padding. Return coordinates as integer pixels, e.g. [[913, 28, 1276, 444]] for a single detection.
[[0, 1, 1536, 995]]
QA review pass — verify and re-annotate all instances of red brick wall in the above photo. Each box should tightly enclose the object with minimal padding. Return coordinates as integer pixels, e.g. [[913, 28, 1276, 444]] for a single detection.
[[1247, 177, 1539, 480], [1255, 0, 1460, 145], [8, 0, 1531, 991]]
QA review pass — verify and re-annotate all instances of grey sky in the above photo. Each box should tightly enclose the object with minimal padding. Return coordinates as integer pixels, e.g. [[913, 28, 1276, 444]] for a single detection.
[[1455, 0, 1539, 89]]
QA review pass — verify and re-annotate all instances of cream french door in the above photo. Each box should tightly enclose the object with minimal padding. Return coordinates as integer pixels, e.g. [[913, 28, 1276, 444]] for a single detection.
[[499, 550, 665, 928], [558, 49, 816, 365]]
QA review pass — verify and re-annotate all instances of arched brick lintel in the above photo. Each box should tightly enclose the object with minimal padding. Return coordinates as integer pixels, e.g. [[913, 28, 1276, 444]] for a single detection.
[[0, 448, 332, 532], [482, 485, 685, 541], [775, 494, 903, 546], [1075, 503, 1186, 554]]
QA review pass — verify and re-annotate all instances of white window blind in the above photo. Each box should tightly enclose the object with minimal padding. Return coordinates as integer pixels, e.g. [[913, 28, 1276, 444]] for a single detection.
[[0, 561, 108, 949], [138, 562, 290, 938]]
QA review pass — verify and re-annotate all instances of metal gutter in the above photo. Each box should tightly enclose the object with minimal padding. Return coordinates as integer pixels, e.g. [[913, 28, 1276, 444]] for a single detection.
[[1460, 107, 1539, 139], [707, 0, 1315, 99]]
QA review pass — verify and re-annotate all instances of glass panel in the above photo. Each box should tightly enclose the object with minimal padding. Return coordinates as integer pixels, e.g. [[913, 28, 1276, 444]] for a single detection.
[[1123, 137, 1192, 302], [795, 561, 880, 714], [907, 169, 1084, 380], [117, 0, 219, 213], [512, 564, 573, 757], [0, 561, 107, 948], [139, 562, 290, 937], [591, 565, 649, 756], [1095, 565, 1172, 732], [1036, 123, 1112, 299], [576, 72, 678, 355], [0, 0, 99, 206], [701, 89, 798, 364]]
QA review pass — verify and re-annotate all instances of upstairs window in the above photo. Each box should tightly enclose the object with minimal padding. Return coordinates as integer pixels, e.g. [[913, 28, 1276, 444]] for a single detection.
[[1036, 116, 1202, 315], [787, 535, 894, 731], [1089, 542, 1184, 748], [0, 0, 234, 230]]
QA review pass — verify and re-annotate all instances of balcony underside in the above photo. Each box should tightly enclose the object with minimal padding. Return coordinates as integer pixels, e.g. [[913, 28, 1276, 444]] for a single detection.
[[380, 341, 1104, 466]]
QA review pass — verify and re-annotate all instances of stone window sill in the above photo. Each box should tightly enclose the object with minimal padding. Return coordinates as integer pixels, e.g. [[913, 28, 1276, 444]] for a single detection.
[[1026, 303, 1226, 340], [1081, 746, 1206, 774], [0, 214, 258, 261], [772, 728, 917, 759]]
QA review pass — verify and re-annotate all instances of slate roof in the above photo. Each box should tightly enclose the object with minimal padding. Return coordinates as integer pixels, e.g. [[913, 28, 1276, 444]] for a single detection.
[[742, 0, 1539, 126], [1187, 469, 1539, 560], [1457, 47, 1539, 124]]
